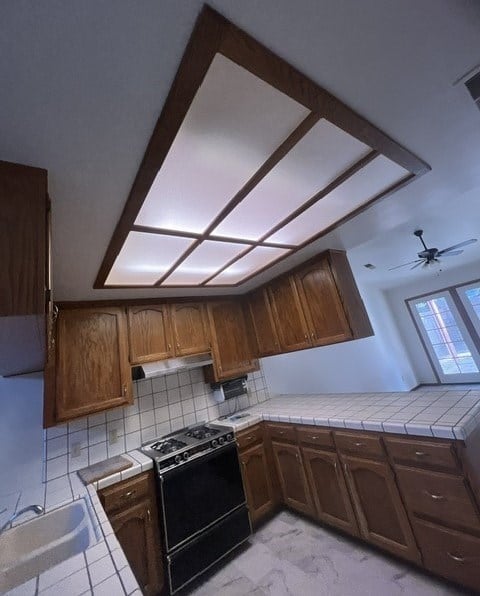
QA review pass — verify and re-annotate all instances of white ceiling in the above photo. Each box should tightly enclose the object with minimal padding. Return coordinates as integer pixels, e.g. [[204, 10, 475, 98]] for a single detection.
[[1, 0, 480, 300]]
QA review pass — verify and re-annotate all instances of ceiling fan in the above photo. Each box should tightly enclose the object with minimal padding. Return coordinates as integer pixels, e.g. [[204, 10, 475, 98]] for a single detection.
[[389, 229, 478, 271]]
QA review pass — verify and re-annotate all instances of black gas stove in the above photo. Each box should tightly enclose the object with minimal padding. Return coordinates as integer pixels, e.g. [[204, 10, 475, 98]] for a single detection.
[[141, 422, 234, 471], [141, 421, 250, 595]]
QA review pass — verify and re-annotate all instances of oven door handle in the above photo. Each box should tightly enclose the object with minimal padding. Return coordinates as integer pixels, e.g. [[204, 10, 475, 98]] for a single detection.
[[160, 442, 238, 480]]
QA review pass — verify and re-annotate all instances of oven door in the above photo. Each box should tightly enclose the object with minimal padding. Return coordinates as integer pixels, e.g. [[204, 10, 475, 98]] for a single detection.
[[159, 442, 246, 552]]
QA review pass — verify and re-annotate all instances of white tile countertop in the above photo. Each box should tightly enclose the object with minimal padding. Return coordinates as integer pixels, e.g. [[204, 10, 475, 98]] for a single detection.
[[0, 450, 153, 596], [215, 389, 480, 440]]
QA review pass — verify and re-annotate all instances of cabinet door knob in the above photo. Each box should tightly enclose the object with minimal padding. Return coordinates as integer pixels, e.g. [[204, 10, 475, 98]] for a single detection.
[[176, 343, 180, 349], [147, 508, 151, 522], [425, 490, 445, 501], [354, 442, 364, 447], [311, 332, 315, 339], [415, 451, 427, 457], [123, 385, 127, 396], [447, 552, 465, 563], [123, 490, 136, 499], [304, 334, 308, 340], [167, 344, 172, 351]]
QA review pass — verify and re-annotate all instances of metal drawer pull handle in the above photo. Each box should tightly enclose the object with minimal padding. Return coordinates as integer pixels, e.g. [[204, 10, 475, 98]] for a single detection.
[[415, 451, 427, 457], [147, 509, 151, 522], [278, 431, 285, 435], [425, 491, 445, 501], [311, 436, 318, 440], [447, 552, 465, 563], [246, 436, 253, 441], [354, 442, 364, 447], [123, 490, 136, 499]]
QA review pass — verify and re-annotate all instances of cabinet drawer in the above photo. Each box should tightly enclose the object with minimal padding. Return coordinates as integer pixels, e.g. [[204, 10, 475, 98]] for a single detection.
[[236, 424, 263, 451], [266, 423, 296, 443], [396, 466, 480, 531], [99, 472, 150, 514], [414, 518, 480, 592], [297, 426, 334, 449], [334, 431, 384, 459], [384, 436, 460, 472]]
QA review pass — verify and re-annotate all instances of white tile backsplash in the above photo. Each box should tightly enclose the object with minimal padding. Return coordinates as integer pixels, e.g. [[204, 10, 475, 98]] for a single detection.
[[43, 365, 270, 479]]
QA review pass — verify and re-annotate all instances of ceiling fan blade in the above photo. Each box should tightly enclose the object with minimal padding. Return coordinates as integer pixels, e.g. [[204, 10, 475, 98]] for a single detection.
[[389, 259, 423, 271], [410, 261, 424, 270], [437, 250, 463, 257], [438, 238, 477, 254]]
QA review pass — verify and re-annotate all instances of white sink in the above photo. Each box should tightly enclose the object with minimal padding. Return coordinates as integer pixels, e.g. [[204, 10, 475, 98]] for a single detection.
[[0, 498, 99, 593]]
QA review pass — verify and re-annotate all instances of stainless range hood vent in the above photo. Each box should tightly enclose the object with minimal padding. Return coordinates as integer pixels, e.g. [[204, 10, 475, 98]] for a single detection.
[[132, 353, 213, 381]]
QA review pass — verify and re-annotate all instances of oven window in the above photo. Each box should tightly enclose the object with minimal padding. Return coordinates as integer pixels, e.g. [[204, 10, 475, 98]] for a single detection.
[[160, 444, 246, 551]]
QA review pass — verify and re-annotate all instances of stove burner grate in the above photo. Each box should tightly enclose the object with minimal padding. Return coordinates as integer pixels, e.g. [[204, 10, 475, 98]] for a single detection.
[[150, 438, 187, 454]]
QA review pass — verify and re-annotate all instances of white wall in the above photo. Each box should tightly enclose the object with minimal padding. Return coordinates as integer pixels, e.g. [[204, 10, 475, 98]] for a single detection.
[[262, 283, 418, 395], [0, 373, 44, 494], [385, 261, 480, 384]]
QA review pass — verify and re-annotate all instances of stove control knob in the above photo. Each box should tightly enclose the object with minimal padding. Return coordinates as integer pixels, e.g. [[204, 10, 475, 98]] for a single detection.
[[174, 455, 182, 464], [183, 451, 190, 460], [211, 439, 218, 448], [218, 436, 225, 445], [226, 433, 233, 442]]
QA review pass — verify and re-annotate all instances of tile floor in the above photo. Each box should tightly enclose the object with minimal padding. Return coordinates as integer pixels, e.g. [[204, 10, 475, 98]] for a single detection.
[[185, 512, 465, 596]]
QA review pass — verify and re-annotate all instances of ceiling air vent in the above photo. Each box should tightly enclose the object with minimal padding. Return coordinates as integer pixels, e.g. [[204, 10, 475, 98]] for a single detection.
[[465, 71, 480, 111]]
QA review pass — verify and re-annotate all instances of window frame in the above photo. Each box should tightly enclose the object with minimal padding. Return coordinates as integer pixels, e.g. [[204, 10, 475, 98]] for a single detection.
[[456, 281, 480, 340], [407, 288, 480, 384]]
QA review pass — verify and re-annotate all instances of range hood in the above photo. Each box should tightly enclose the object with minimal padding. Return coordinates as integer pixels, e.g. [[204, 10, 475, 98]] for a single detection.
[[131, 353, 213, 380]]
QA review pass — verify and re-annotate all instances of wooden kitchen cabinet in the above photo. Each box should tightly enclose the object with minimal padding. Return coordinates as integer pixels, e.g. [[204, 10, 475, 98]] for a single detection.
[[263, 250, 372, 355], [271, 441, 315, 517], [99, 472, 164, 596], [267, 276, 310, 352], [239, 442, 276, 526], [302, 447, 359, 536], [127, 304, 174, 364], [341, 454, 420, 563], [52, 307, 132, 422], [170, 302, 209, 356], [0, 160, 49, 376], [295, 256, 352, 346], [204, 299, 259, 382], [247, 289, 280, 357]]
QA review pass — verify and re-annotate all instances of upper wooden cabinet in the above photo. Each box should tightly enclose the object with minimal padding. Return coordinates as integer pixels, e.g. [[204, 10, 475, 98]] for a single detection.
[[267, 276, 310, 352], [0, 160, 49, 376], [53, 307, 132, 423], [127, 305, 173, 364], [127, 302, 210, 364], [247, 289, 280, 357], [204, 300, 259, 382], [295, 255, 352, 346], [248, 250, 372, 358], [170, 302, 209, 356]]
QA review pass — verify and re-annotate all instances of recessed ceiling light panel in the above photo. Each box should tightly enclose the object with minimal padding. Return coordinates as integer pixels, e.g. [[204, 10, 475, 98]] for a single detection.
[[134, 54, 309, 235], [207, 246, 290, 285], [105, 232, 194, 285]]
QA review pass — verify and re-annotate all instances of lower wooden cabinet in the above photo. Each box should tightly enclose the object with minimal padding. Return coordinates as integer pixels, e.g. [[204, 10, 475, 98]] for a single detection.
[[99, 472, 163, 596], [239, 443, 276, 525], [341, 454, 420, 563], [413, 518, 480, 592], [302, 447, 358, 536], [271, 441, 315, 517]]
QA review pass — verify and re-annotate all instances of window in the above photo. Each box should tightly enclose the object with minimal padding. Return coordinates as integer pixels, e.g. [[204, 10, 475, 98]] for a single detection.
[[408, 289, 480, 383], [457, 282, 480, 336]]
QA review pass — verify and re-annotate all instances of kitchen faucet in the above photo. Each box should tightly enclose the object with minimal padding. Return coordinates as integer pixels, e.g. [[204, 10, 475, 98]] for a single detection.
[[0, 504, 44, 535]]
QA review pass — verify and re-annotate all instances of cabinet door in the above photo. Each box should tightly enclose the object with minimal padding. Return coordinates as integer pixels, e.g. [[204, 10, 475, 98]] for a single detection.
[[267, 276, 310, 352], [110, 499, 162, 596], [295, 257, 352, 346], [302, 447, 358, 536], [247, 289, 280, 357], [240, 443, 275, 526], [127, 305, 173, 364], [55, 308, 132, 421], [271, 441, 315, 517], [207, 300, 257, 380], [170, 302, 209, 356], [342, 454, 420, 562]]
